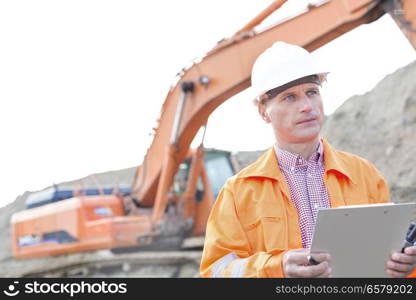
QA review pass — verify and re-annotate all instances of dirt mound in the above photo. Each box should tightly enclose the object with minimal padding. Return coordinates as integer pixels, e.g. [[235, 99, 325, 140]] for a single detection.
[[322, 60, 416, 205]]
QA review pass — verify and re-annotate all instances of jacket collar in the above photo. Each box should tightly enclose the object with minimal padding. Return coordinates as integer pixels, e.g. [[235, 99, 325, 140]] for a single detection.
[[238, 137, 354, 184], [321, 138, 355, 184], [237, 146, 284, 181]]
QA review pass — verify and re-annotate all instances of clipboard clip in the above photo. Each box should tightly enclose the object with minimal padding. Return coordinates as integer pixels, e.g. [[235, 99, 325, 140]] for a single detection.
[[401, 222, 416, 253]]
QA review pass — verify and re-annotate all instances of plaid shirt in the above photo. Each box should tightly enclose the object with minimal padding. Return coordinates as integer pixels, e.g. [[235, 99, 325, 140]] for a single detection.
[[274, 140, 331, 249]]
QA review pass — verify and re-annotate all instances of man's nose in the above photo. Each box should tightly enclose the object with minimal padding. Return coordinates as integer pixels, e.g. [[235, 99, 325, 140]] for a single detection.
[[299, 95, 313, 113]]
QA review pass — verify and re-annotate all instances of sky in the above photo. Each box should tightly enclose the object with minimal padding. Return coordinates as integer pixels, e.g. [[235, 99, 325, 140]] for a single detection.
[[1, 0, 416, 208]]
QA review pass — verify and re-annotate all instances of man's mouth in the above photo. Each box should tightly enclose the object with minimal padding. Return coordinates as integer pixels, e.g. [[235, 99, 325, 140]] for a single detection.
[[296, 117, 317, 125]]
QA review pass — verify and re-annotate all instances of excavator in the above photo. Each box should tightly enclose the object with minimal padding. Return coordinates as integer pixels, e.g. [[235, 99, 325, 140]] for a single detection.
[[11, 0, 416, 259]]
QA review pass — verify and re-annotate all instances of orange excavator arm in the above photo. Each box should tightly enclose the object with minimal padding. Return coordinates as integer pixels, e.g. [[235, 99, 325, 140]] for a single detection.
[[130, 0, 416, 223]]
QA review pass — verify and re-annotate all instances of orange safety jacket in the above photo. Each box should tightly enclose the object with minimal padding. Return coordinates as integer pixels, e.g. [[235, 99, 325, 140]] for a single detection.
[[200, 138, 414, 277]]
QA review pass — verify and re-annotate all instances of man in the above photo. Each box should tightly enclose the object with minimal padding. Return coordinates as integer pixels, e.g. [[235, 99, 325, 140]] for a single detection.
[[200, 41, 416, 278]]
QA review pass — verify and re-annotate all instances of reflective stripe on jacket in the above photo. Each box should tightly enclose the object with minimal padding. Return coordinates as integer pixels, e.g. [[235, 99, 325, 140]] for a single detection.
[[200, 138, 392, 277]]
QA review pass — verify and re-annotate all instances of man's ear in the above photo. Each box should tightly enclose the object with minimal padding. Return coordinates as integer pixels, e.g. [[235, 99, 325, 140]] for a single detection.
[[257, 101, 271, 123]]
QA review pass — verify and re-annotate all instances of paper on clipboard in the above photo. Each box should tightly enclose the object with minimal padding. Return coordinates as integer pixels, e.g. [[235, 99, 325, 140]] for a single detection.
[[310, 202, 416, 277]]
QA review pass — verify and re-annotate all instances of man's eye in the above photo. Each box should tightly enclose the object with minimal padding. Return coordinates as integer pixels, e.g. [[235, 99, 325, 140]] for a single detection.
[[283, 94, 295, 101], [306, 90, 318, 97]]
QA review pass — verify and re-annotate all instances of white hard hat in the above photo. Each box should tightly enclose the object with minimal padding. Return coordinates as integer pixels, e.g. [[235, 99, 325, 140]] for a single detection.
[[251, 41, 329, 99]]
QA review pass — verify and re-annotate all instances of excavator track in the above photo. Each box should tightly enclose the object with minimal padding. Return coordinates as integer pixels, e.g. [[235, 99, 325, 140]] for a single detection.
[[22, 250, 203, 278]]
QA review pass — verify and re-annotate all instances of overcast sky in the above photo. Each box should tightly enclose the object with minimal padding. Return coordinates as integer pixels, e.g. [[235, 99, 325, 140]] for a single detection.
[[1, 0, 415, 208]]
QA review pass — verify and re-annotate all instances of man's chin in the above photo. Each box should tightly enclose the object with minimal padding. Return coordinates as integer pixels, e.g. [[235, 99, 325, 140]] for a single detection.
[[291, 132, 320, 144]]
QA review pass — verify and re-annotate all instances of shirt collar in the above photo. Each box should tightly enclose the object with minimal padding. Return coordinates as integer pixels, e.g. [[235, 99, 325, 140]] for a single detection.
[[274, 140, 324, 170], [237, 138, 354, 184]]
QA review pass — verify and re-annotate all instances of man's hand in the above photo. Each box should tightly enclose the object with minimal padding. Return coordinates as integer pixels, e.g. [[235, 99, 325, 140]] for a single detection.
[[283, 248, 331, 278], [386, 246, 416, 277]]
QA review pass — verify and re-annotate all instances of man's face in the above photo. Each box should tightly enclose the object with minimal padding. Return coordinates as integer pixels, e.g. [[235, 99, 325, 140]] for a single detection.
[[258, 82, 324, 145]]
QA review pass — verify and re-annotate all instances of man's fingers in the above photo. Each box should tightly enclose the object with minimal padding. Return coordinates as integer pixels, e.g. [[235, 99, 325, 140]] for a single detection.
[[286, 252, 330, 266], [283, 249, 332, 278], [386, 268, 408, 278], [404, 246, 416, 256], [309, 252, 331, 264], [387, 260, 414, 273], [391, 252, 416, 264], [386, 248, 416, 277], [291, 261, 330, 278], [285, 249, 310, 265], [316, 265, 332, 278]]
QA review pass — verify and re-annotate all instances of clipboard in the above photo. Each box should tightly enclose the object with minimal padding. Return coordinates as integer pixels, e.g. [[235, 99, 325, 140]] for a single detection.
[[310, 202, 416, 277]]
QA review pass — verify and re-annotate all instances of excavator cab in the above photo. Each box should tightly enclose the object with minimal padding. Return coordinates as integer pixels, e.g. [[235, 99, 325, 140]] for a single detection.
[[174, 149, 235, 201], [204, 150, 236, 199], [138, 148, 236, 251]]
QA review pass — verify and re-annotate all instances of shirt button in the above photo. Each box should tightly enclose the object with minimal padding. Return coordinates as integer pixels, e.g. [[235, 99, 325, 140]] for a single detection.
[[291, 167, 295, 172], [308, 174, 313, 178]]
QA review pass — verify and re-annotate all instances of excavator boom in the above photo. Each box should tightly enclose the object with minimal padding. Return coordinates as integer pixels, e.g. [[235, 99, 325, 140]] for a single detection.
[[132, 0, 416, 212]]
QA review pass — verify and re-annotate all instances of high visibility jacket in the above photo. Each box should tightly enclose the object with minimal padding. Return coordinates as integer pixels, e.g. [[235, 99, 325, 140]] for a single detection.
[[200, 138, 396, 277]]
